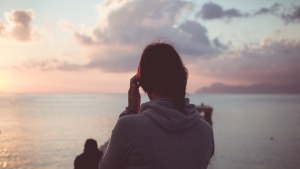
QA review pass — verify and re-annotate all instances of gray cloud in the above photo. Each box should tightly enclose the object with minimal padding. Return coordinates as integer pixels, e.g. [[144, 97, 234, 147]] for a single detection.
[[201, 39, 300, 85], [71, 0, 221, 72], [178, 20, 209, 44], [254, 3, 282, 15], [177, 20, 219, 56], [10, 10, 35, 41], [212, 38, 229, 50], [74, 32, 95, 45], [253, 3, 300, 23], [77, 0, 196, 45], [85, 52, 139, 72], [197, 2, 300, 24], [281, 5, 300, 23], [196, 2, 244, 20], [0, 9, 36, 41], [223, 9, 243, 18]]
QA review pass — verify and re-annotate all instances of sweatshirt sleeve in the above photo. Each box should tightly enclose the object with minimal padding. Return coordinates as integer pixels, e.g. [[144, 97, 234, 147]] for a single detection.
[[99, 116, 136, 169], [119, 107, 137, 118]]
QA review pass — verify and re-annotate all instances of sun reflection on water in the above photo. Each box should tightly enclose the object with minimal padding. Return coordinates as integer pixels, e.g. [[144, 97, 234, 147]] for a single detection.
[[0, 94, 121, 169]]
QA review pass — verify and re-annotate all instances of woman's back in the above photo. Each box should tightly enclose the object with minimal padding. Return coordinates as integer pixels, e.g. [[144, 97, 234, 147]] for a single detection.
[[99, 98, 214, 169]]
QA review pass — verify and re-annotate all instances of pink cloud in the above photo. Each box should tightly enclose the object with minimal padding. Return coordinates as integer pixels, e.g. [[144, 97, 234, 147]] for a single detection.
[[0, 21, 5, 35], [0, 9, 37, 41], [198, 38, 300, 85]]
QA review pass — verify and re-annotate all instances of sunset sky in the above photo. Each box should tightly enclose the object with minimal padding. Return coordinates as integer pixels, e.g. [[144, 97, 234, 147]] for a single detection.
[[0, 0, 299, 93]]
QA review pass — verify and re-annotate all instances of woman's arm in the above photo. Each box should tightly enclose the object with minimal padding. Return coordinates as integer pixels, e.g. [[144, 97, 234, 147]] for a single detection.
[[99, 117, 133, 169], [127, 75, 140, 114], [99, 75, 140, 169]]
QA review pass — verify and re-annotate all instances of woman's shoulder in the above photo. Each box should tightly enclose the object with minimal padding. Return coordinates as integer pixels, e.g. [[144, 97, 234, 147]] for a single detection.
[[116, 113, 152, 131]]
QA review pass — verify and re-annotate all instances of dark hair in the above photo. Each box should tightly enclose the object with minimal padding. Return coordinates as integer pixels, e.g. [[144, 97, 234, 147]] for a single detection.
[[84, 139, 98, 153], [137, 42, 188, 112]]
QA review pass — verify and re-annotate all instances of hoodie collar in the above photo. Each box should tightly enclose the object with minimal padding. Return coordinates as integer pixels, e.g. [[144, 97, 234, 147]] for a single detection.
[[140, 98, 200, 133]]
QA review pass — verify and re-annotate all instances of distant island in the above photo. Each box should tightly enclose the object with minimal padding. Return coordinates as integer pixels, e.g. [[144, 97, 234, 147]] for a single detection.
[[195, 82, 300, 94]]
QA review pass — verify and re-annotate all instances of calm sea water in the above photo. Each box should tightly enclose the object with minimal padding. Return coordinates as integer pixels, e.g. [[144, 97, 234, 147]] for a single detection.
[[0, 94, 299, 169]]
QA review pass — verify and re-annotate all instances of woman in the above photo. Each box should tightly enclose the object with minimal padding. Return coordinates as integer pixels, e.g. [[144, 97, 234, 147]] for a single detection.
[[99, 42, 214, 169], [75, 139, 103, 169]]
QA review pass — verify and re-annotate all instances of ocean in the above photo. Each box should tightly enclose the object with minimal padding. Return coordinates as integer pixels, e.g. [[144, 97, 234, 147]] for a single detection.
[[0, 94, 299, 169]]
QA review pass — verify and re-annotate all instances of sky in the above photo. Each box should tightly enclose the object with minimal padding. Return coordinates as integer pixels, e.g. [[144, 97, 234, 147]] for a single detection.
[[0, 0, 299, 93]]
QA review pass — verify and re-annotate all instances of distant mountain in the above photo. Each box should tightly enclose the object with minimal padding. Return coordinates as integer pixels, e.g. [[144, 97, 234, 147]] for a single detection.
[[196, 82, 300, 94]]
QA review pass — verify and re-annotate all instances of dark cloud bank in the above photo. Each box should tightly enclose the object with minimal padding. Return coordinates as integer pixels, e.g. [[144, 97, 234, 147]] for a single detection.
[[196, 2, 300, 22], [196, 2, 245, 20]]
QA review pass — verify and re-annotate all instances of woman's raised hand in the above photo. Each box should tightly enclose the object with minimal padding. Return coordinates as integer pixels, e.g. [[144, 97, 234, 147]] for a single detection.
[[128, 75, 141, 114]]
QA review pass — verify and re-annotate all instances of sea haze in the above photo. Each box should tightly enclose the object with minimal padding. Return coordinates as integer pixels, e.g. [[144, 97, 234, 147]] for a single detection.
[[196, 83, 300, 94], [0, 94, 300, 169]]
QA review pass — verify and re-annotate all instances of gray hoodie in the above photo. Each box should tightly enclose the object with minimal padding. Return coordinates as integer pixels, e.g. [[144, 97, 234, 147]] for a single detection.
[[99, 98, 214, 169]]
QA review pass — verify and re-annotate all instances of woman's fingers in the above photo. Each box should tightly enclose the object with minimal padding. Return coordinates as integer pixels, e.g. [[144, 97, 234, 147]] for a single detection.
[[130, 75, 139, 87], [128, 75, 141, 114]]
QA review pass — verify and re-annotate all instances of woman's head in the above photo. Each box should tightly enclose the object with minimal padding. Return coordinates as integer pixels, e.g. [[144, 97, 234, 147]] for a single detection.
[[84, 139, 98, 153], [137, 42, 188, 112]]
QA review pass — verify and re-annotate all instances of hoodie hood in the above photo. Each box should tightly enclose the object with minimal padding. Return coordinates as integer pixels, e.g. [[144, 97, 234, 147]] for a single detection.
[[140, 98, 200, 133]]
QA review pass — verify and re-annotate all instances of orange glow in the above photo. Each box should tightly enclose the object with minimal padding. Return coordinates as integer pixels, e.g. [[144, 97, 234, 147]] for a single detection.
[[0, 72, 10, 93], [0, 69, 134, 94]]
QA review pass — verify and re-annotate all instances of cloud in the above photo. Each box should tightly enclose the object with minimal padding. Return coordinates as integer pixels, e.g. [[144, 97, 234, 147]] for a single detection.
[[10, 10, 34, 41], [196, 2, 300, 24], [15, 59, 82, 71], [281, 4, 300, 23], [254, 3, 282, 15], [67, 0, 221, 72], [19, 37, 300, 87], [0, 9, 37, 41], [85, 50, 139, 72], [22, 59, 64, 71], [212, 38, 229, 50], [0, 21, 5, 35], [200, 38, 300, 85], [253, 3, 300, 23], [67, 1, 300, 74], [196, 2, 244, 20], [15, 46, 139, 72], [74, 32, 95, 45]]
